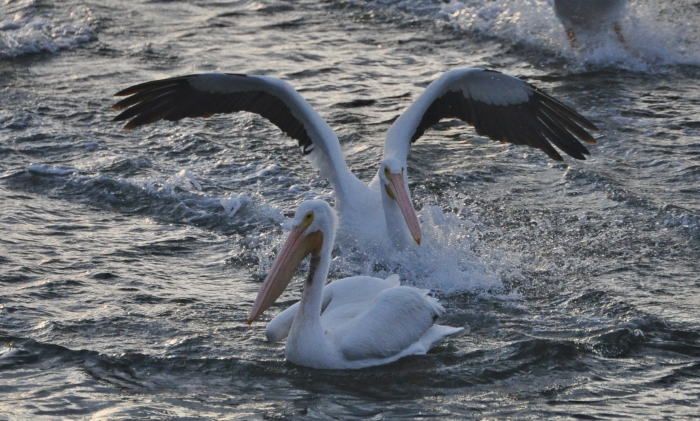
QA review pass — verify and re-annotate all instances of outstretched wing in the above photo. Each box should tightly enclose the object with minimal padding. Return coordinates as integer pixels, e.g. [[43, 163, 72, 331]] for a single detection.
[[112, 73, 355, 188], [384, 68, 599, 164]]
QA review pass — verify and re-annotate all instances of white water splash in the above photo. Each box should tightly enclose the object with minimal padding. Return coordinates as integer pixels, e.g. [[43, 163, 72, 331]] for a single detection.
[[221, 193, 249, 216], [0, 6, 95, 58], [374, 204, 521, 294], [165, 169, 203, 191], [439, 0, 700, 71], [26, 164, 77, 176]]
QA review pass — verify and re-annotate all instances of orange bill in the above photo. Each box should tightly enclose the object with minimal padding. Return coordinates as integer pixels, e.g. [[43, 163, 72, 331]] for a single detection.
[[387, 172, 422, 245], [248, 225, 322, 324]]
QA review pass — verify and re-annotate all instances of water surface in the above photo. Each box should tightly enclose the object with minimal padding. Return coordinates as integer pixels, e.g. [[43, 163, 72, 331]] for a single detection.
[[1, 0, 699, 418]]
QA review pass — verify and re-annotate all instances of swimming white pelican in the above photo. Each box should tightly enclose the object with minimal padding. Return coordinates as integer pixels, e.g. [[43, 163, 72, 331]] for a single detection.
[[247, 199, 462, 369], [112, 68, 598, 249], [548, 0, 627, 48]]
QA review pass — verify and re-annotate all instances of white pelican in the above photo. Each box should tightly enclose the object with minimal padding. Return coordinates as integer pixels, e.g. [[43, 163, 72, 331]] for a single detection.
[[247, 199, 463, 369], [548, 0, 627, 48], [112, 68, 598, 249]]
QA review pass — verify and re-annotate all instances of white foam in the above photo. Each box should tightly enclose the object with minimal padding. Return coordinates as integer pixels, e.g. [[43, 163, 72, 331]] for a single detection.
[[0, 7, 95, 58], [369, 204, 518, 294], [431, 0, 700, 71], [241, 164, 280, 182], [26, 164, 77, 176], [165, 169, 203, 191], [221, 193, 248, 216]]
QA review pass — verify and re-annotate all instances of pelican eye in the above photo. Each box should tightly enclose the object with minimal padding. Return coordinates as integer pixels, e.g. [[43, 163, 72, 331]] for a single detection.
[[301, 210, 314, 229], [384, 166, 391, 178]]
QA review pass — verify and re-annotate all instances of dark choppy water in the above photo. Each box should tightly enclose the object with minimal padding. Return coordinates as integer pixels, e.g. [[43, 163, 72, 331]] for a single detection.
[[1, 0, 699, 418]]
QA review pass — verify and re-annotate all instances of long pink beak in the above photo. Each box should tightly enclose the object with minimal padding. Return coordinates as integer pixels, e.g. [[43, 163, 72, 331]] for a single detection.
[[387, 173, 422, 245], [248, 225, 321, 324]]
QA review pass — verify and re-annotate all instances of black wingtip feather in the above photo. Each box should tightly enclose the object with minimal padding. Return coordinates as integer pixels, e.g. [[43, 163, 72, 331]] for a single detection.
[[110, 74, 315, 152], [113, 76, 191, 97], [534, 89, 600, 133], [409, 77, 599, 161]]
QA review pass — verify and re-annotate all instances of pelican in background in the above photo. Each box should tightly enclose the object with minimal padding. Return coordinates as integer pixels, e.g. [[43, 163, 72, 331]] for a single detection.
[[247, 199, 462, 369], [112, 68, 598, 250], [548, 0, 627, 49]]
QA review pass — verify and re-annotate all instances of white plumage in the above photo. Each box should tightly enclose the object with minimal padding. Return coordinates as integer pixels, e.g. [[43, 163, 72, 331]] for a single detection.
[[247, 200, 462, 369]]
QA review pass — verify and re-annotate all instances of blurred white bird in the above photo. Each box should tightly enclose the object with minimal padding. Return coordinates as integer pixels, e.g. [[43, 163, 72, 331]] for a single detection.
[[548, 0, 627, 48]]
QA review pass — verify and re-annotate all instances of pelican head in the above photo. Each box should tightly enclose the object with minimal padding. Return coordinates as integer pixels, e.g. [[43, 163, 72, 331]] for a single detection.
[[248, 200, 335, 324], [378, 157, 422, 245]]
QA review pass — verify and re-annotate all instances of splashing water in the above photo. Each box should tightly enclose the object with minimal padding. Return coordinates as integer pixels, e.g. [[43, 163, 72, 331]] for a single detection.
[[431, 0, 700, 71], [0, 2, 95, 58]]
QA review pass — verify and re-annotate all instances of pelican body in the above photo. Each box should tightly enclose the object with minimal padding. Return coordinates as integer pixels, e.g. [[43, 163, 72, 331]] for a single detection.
[[548, 0, 627, 48], [112, 68, 598, 250], [247, 200, 462, 369]]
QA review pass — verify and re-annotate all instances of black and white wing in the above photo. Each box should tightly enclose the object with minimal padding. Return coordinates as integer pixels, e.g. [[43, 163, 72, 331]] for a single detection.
[[112, 73, 355, 187], [384, 68, 599, 164]]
